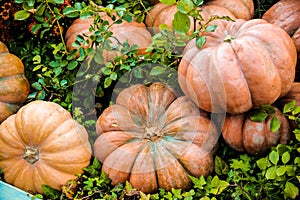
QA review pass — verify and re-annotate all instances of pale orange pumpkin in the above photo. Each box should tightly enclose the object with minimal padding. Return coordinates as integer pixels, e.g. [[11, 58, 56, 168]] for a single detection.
[[94, 82, 219, 193], [262, 0, 300, 80], [0, 100, 92, 194], [178, 19, 297, 114], [145, 0, 254, 33], [222, 107, 291, 155], [65, 13, 152, 62], [0, 41, 30, 123]]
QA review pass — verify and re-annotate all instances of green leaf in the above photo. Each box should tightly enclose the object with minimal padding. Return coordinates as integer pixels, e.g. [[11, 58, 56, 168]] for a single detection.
[[214, 156, 229, 175], [150, 66, 166, 76], [265, 166, 277, 179], [31, 24, 42, 34], [160, 0, 177, 5], [104, 77, 112, 88], [270, 116, 280, 132], [269, 150, 279, 165], [67, 60, 78, 70], [49, 0, 64, 4], [14, 10, 31, 20], [282, 152, 290, 164], [210, 176, 229, 195], [110, 72, 118, 80], [189, 175, 206, 190], [250, 110, 268, 122], [283, 101, 296, 113], [172, 11, 190, 34], [32, 82, 42, 90], [171, 188, 182, 199], [276, 166, 287, 176], [41, 185, 61, 199], [256, 157, 268, 170], [177, 0, 195, 14], [292, 106, 300, 115], [205, 25, 217, 32], [36, 3, 46, 16], [63, 6, 79, 18], [261, 104, 275, 114], [195, 36, 206, 49], [284, 182, 299, 199]]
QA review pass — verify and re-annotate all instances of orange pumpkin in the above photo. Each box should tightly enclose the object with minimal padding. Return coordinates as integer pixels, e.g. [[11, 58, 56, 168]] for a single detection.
[[94, 82, 219, 193], [262, 0, 300, 80], [0, 100, 92, 194], [145, 0, 254, 32], [178, 19, 297, 114], [222, 107, 291, 155], [65, 13, 152, 62], [0, 41, 30, 123]]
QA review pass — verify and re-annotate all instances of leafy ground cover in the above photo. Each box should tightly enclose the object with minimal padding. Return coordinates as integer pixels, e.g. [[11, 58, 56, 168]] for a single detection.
[[0, 0, 299, 199]]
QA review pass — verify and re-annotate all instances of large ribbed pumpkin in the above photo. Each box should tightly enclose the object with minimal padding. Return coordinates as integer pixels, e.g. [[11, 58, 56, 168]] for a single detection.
[[145, 0, 254, 32], [262, 0, 300, 80], [222, 107, 291, 155], [0, 41, 30, 123], [0, 101, 92, 194], [94, 82, 219, 193], [178, 19, 297, 114], [65, 13, 152, 62]]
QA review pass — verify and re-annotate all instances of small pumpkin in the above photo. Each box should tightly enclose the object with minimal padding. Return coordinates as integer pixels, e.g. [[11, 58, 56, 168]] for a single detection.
[[0, 100, 92, 194], [94, 82, 219, 193], [65, 13, 152, 62], [262, 0, 300, 72], [0, 41, 30, 123], [145, 0, 254, 32], [178, 19, 297, 114], [222, 107, 291, 155]]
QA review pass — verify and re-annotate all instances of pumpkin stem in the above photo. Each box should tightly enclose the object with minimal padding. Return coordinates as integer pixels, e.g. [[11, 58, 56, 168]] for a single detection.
[[224, 35, 235, 42], [23, 146, 39, 164], [144, 127, 162, 141]]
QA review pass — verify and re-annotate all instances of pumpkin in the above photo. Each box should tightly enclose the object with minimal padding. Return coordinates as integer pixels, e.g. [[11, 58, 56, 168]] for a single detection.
[[0, 41, 30, 123], [145, 0, 254, 32], [178, 19, 297, 114], [94, 82, 219, 193], [0, 100, 92, 194], [222, 107, 291, 155], [262, 0, 300, 80], [65, 13, 152, 62]]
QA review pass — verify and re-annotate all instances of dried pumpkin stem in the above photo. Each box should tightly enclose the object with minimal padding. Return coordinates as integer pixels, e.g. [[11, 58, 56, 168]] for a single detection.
[[224, 35, 235, 42], [144, 127, 162, 140], [23, 146, 39, 164]]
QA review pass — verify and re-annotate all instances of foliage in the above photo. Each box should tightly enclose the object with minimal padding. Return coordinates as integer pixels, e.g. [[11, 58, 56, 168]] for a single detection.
[[0, 0, 299, 199]]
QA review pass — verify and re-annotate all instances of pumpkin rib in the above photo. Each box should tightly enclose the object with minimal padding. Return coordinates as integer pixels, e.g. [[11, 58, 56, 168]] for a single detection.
[[153, 143, 191, 190], [39, 119, 90, 152], [0, 120, 25, 149], [230, 38, 281, 107], [129, 143, 158, 194], [102, 141, 148, 185]]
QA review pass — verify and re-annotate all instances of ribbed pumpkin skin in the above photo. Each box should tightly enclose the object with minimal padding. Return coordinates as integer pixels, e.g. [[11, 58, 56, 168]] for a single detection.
[[0, 101, 92, 194], [0, 41, 30, 123], [65, 13, 152, 61], [145, 0, 254, 31], [222, 108, 291, 155], [262, 0, 300, 79], [94, 82, 219, 193], [178, 19, 297, 114]]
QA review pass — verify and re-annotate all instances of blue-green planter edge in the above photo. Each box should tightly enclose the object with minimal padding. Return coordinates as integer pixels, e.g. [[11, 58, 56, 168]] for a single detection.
[[0, 180, 38, 200]]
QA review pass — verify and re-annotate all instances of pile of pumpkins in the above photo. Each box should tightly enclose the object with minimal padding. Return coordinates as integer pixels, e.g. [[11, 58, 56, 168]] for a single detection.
[[0, 0, 299, 195]]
